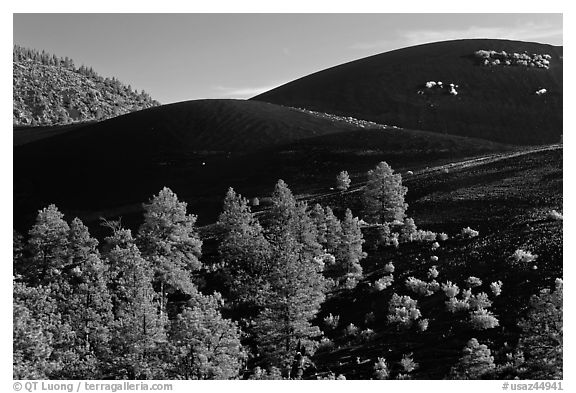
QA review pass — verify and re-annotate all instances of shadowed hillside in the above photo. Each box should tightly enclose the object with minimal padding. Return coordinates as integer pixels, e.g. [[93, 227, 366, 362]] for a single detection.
[[14, 99, 510, 233], [14, 99, 366, 154], [252, 39, 562, 145]]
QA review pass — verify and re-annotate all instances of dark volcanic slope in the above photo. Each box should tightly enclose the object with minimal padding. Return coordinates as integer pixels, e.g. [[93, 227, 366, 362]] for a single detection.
[[252, 39, 562, 145], [14, 98, 509, 233], [14, 99, 363, 155]]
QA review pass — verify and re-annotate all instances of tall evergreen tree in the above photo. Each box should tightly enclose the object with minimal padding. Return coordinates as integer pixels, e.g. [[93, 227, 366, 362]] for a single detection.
[[137, 187, 202, 313], [269, 180, 322, 260], [217, 187, 271, 305], [61, 218, 114, 377], [334, 209, 366, 286], [253, 233, 328, 370], [25, 205, 70, 285], [323, 206, 343, 255], [362, 161, 408, 224], [168, 291, 246, 379], [13, 281, 76, 379], [517, 279, 563, 379], [104, 226, 167, 379], [309, 204, 328, 245]]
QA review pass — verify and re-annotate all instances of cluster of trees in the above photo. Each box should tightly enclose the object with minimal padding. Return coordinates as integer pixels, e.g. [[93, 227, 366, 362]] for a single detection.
[[13, 45, 160, 126], [14, 189, 242, 379], [13, 45, 156, 102], [14, 177, 372, 379]]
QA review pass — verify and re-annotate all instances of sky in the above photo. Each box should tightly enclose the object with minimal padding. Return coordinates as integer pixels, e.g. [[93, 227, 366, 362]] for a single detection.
[[13, 13, 562, 104]]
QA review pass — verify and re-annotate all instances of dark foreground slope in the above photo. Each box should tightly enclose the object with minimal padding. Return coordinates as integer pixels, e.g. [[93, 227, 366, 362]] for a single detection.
[[14, 98, 509, 233], [253, 39, 562, 145]]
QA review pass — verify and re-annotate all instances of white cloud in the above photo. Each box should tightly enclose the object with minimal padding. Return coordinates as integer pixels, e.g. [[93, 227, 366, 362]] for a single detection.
[[349, 22, 562, 52]]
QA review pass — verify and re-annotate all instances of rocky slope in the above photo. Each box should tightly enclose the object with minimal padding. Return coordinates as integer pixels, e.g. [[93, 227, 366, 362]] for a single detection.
[[13, 45, 160, 126]]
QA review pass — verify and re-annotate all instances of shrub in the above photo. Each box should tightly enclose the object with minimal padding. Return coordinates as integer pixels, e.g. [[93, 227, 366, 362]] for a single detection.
[[417, 319, 429, 332], [465, 276, 482, 288], [249, 366, 284, 380], [461, 288, 472, 301], [490, 281, 503, 297], [345, 323, 359, 337], [428, 265, 439, 279], [389, 233, 399, 248], [469, 292, 492, 311], [431, 241, 440, 250], [374, 275, 394, 291], [427, 280, 440, 294], [442, 281, 460, 298], [405, 277, 436, 296], [373, 357, 390, 380], [430, 255, 439, 262], [547, 210, 563, 220], [469, 308, 499, 330], [317, 337, 335, 353], [384, 261, 395, 273], [446, 297, 470, 313], [400, 354, 418, 373], [510, 249, 538, 266], [323, 313, 340, 331], [388, 293, 421, 327], [343, 274, 360, 290], [359, 328, 375, 342], [413, 229, 437, 242], [461, 226, 479, 238], [364, 311, 376, 325], [438, 232, 449, 241]]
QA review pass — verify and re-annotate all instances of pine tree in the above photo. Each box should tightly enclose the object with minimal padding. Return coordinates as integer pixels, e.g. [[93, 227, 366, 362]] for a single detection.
[[168, 291, 246, 379], [13, 281, 76, 379], [309, 204, 328, 245], [104, 226, 167, 379], [253, 233, 328, 370], [336, 170, 351, 191], [269, 180, 322, 260], [334, 209, 366, 286], [362, 161, 408, 224], [217, 188, 271, 305], [449, 338, 495, 379], [137, 187, 203, 313], [268, 179, 297, 232], [13, 297, 54, 379], [517, 279, 563, 379], [62, 218, 114, 377], [323, 207, 343, 255], [25, 205, 70, 285]]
